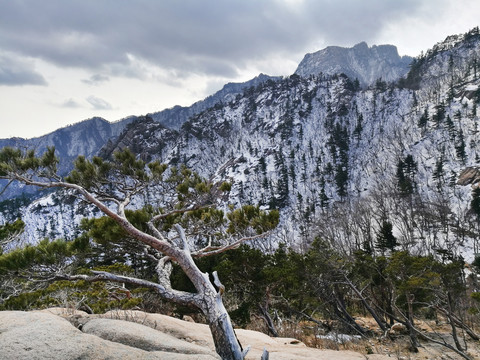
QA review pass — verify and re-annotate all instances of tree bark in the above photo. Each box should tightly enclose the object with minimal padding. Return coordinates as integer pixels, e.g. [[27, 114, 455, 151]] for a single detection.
[[343, 275, 388, 332], [172, 228, 246, 360], [406, 293, 420, 352], [209, 310, 244, 360], [258, 304, 279, 337], [447, 292, 464, 352]]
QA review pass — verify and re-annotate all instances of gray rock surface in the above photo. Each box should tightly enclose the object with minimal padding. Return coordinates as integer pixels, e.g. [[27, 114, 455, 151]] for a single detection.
[[0, 308, 394, 360], [82, 318, 215, 355], [295, 42, 413, 86], [0, 310, 218, 360]]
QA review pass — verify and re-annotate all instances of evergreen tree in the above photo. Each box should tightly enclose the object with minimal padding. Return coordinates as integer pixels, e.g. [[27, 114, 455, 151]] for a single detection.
[[353, 113, 363, 140], [376, 220, 397, 253], [433, 155, 445, 188], [433, 103, 446, 128], [455, 129, 467, 163], [0, 219, 25, 255], [396, 156, 417, 196], [471, 188, 480, 218], [446, 114, 456, 140]]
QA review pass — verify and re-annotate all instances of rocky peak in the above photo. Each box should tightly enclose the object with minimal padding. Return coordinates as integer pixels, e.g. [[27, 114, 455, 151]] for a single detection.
[[98, 116, 178, 162], [295, 42, 413, 87]]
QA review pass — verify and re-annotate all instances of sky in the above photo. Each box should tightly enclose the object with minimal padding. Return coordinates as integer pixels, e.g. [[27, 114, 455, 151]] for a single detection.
[[1, 0, 479, 139]]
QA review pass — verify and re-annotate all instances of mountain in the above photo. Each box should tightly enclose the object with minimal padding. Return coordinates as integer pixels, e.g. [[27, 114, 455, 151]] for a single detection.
[[0, 117, 127, 171], [98, 116, 178, 162], [0, 75, 280, 201], [148, 73, 281, 130], [2, 28, 480, 260], [0, 117, 135, 199], [295, 42, 413, 87]]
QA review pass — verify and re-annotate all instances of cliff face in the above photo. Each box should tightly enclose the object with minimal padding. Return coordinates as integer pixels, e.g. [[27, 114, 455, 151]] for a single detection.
[[295, 42, 413, 86]]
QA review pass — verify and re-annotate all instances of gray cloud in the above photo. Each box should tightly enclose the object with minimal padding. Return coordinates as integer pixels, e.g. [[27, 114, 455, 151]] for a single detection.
[[0, 53, 47, 86], [82, 74, 110, 85], [0, 0, 449, 81], [86, 95, 112, 110]]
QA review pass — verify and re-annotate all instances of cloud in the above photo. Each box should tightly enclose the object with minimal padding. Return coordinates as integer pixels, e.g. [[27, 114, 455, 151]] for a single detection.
[[60, 98, 82, 108], [0, 53, 47, 86], [86, 95, 112, 110], [0, 0, 444, 83], [82, 74, 110, 85]]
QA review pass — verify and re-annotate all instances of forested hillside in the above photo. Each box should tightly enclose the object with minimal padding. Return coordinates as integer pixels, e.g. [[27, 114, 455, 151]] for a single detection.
[[1, 27, 480, 359], [3, 28, 480, 259]]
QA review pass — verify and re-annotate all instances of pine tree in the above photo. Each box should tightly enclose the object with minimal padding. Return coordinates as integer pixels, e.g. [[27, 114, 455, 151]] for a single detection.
[[446, 115, 456, 140], [396, 156, 416, 196], [418, 107, 429, 130], [433, 156, 445, 188], [455, 129, 467, 163], [0, 146, 279, 360], [376, 221, 397, 253], [472, 188, 480, 218], [433, 103, 446, 128], [353, 113, 363, 140]]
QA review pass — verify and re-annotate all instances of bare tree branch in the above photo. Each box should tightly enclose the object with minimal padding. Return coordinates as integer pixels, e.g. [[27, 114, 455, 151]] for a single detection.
[[57, 270, 200, 308], [0, 178, 14, 197], [174, 224, 190, 252], [212, 271, 225, 297], [150, 205, 212, 223], [192, 232, 272, 258]]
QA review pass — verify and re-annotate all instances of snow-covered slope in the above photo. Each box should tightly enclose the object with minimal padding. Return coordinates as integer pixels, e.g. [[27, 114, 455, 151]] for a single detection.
[[2, 28, 480, 260], [0, 117, 136, 199], [149, 73, 281, 130]]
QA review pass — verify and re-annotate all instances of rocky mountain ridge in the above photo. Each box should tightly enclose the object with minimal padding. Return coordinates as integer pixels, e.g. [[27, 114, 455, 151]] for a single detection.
[[0, 75, 280, 200], [2, 28, 480, 259], [295, 41, 413, 86], [0, 117, 133, 199], [149, 73, 282, 130]]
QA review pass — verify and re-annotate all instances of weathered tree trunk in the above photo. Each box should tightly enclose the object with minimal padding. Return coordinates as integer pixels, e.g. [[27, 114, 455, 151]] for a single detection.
[[343, 274, 388, 333], [187, 271, 245, 359], [172, 229, 246, 360], [258, 304, 279, 337], [333, 285, 367, 335], [208, 307, 244, 359], [196, 278, 245, 359], [406, 293, 420, 352], [447, 292, 464, 352]]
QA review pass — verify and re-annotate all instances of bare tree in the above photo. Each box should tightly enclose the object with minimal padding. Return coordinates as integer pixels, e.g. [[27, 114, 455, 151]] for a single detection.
[[0, 147, 279, 360]]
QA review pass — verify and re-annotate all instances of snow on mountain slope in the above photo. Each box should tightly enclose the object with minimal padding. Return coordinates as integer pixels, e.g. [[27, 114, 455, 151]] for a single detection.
[[2, 28, 480, 260]]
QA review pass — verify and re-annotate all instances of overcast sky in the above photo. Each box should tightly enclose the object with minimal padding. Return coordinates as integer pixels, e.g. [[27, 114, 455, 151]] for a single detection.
[[1, 0, 479, 139]]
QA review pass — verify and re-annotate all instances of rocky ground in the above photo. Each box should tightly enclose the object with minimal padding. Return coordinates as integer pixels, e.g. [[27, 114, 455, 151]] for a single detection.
[[0, 308, 477, 359]]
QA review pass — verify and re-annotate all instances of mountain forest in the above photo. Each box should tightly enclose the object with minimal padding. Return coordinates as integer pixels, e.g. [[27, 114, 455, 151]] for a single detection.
[[1, 27, 480, 359]]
